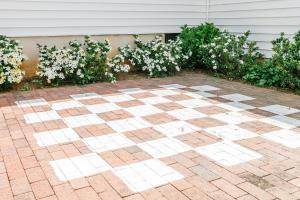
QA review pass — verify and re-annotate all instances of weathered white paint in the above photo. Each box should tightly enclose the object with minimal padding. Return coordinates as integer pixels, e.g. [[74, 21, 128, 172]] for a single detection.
[[0, 0, 300, 55]]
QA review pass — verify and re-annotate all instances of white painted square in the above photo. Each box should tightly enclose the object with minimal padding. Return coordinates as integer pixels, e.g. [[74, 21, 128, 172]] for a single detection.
[[50, 153, 110, 181], [107, 117, 151, 133], [262, 130, 300, 148], [138, 138, 191, 158], [221, 94, 255, 102], [260, 115, 300, 129], [51, 100, 83, 111], [211, 112, 255, 125], [16, 98, 48, 108], [70, 93, 100, 100], [154, 121, 200, 137], [140, 97, 172, 105], [34, 128, 80, 147], [196, 141, 262, 166], [193, 91, 217, 98], [113, 159, 183, 192], [150, 89, 179, 97], [86, 103, 121, 114], [118, 88, 145, 94], [63, 114, 104, 128], [177, 99, 212, 108], [217, 102, 255, 112], [167, 108, 206, 120], [260, 105, 300, 116], [183, 92, 206, 99], [190, 85, 220, 92], [103, 94, 135, 103], [83, 133, 135, 153], [204, 125, 258, 141], [160, 84, 186, 89], [24, 111, 61, 124], [126, 105, 163, 117]]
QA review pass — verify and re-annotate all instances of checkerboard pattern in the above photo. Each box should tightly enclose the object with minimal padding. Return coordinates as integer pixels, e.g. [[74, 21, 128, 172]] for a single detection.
[[17, 83, 300, 195]]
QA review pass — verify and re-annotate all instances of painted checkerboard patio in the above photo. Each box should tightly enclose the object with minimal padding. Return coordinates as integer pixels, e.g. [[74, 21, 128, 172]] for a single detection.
[[17, 83, 300, 193], [15, 79, 300, 199]]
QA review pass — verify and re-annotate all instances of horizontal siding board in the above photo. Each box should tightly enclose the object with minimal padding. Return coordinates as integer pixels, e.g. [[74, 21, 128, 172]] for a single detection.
[[0, 26, 186, 37], [0, 11, 205, 19], [0, 2, 205, 12], [0, 18, 204, 28], [209, 8, 300, 18], [7, 0, 205, 6]]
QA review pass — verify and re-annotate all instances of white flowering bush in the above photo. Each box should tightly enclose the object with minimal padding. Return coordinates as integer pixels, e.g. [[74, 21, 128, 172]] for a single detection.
[[204, 31, 263, 79], [109, 36, 190, 78], [0, 35, 26, 89], [107, 52, 130, 74], [37, 36, 115, 85]]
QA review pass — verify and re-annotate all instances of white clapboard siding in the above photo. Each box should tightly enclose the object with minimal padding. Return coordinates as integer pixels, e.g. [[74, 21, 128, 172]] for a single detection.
[[1, 0, 300, 56], [0, 0, 206, 37], [209, 0, 300, 56]]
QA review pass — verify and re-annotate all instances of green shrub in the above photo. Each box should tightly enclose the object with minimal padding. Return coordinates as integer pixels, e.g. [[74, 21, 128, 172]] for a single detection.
[[37, 36, 115, 85], [0, 35, 26, 90], [271, 32, 300, 76], [179, 23, 221, 68], [179, 23, 263, 78], [205, 31, 263, 79], [108, 36, 190, 78], [243, 61, 300, 90]]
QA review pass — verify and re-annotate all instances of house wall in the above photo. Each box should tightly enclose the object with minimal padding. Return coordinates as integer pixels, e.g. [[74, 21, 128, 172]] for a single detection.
[[0, 0, 206, 76], [208, 0, 300, 57], [0, 0, 206, 36]]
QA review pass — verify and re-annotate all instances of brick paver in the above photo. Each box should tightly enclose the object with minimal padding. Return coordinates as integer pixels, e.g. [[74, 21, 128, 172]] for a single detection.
[[0, 72, 300, 199]]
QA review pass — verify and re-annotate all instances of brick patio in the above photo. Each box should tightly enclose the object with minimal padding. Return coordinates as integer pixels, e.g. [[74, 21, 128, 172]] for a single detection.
[[1, 72, 300, 200]]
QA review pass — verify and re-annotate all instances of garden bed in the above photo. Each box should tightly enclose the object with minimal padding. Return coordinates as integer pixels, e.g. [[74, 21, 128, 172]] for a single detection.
[[1, 23, 300, 94]]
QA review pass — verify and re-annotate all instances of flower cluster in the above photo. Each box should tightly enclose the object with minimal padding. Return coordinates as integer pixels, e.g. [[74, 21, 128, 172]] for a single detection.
[[109, 36, 190, 78], [108, 54, 130, 74], [204, 31, 262, 78], [37, 36, 116, 85], [0, 35, 26, 88], [37, 41, 85, 84]]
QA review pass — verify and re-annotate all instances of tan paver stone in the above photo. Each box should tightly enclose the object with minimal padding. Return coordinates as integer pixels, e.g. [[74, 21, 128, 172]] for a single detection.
[[116, 100, 145, 108], [182, 187, 212, 200], [143, 113, 176, 125], [31, 180, 54, 199], [124, 194, 145, 200], [10, 177, 32, 196], [14, 192, 35, 200], [53, 183, 79, 200], [155, 102, 185, 111], [238, 182, 275, 200], [75, 187, 101, 200], [171, 179, 193, 191], [238, 121, 281, 134], [124, 128, 164, 143], [99, 109, 133, 121], [26, 167, 46, 183], [176, 131, 220, 148], [157, 184, 189, 200], [209, 190, 235, 200], [212, 178, 247, 198]]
